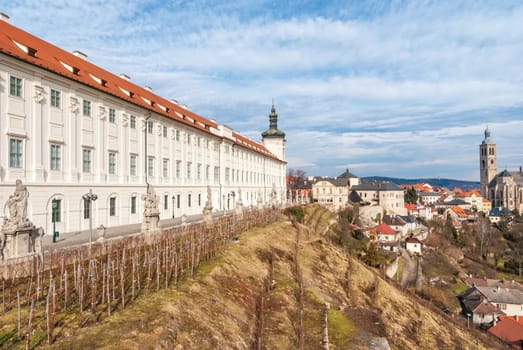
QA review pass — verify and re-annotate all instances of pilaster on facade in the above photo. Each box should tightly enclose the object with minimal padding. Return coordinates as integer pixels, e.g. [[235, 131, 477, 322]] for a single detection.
[[0, 19, 287, 235]]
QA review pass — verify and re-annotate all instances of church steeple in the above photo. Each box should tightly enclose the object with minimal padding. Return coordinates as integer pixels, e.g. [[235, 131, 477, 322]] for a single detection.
[[479, 126, 497, 199], [261, 103, 286, 161], [262, 103, 285, 138]]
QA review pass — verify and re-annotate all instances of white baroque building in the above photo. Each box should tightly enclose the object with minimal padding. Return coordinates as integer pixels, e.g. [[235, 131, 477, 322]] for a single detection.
[[0, 15, 286, 235]]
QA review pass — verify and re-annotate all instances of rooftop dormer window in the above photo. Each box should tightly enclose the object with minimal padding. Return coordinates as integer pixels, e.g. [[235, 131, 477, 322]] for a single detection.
[[58, 59, 79, 75], [11, 39, 37, 57]]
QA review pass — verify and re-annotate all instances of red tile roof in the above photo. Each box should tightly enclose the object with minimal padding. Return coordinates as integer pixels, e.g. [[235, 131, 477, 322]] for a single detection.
[[488, 316, 523, 349], [0, 19, 279, 160], [406, 237, 423, 245], [405, 204, 417, 211], [374, 223, 396, 235]]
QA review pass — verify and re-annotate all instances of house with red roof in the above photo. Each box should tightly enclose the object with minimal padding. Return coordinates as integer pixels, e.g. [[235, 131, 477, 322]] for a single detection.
[[488, 316, 523, 349], [405, 237, 423, 255], [374, 222, 398, 242]]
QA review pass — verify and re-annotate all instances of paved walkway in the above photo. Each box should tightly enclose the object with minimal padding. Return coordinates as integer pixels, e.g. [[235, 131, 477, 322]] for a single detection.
[[41, 211, 232, 252]]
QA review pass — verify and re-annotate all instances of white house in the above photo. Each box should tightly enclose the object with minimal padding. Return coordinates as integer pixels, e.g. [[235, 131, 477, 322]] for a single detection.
[[405, 237, 423, 255], [0, 16, 287, 236]]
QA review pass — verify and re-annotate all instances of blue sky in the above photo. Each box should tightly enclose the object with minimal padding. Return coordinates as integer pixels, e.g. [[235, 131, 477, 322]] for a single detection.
[[4, 1, 523, 180]]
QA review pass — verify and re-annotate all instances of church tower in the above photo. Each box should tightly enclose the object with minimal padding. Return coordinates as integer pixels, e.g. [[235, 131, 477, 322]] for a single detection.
[[479, 127, 497, 198], [262, 103, 286, 161]]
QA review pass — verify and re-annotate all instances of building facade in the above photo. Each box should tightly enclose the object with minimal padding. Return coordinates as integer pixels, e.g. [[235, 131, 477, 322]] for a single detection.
[[0, 17, 286, 235], [479, 128, 523, 213], [311, 169, 360, 210], [351, 181, 406, 215]]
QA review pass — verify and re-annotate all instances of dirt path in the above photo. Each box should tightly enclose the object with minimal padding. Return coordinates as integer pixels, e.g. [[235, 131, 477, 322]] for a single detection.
[[400, 249, 416, 288]]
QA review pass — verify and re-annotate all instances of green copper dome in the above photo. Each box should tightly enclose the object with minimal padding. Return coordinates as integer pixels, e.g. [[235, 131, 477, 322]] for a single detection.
[[262, 104, 285, 138]]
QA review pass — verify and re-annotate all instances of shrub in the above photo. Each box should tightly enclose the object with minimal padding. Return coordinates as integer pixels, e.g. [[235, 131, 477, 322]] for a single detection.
[[284, 206, 304, 223]]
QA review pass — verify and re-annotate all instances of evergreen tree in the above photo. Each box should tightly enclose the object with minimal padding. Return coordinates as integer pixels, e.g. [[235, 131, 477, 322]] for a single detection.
[[404, 187, 418, 204]]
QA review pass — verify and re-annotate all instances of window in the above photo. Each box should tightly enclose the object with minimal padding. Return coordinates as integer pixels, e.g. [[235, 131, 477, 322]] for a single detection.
[[198, 193, 201, 206], [52, 199, 61, 222], [164, 195, 168, 210], [148, 157, 154, 177], [206, 165, 210, 180], [176, 160, 181, 178], [187, 133, 191, 144], [214, 166, 220, 182], [9, 76, 23, 97], [197, 137, 201, 147], [177, 194, 181, 208], [109, 108, 116, 123], [163, 126, 167, 138], [108, 152, 116, 175], [50, 144, 61, 171], [83, 198, 91, 219], [175, 130, 180, 141], [109, 197, 116, 216], [163, 158, 169, 178], [188, 194, 192, 207], [147, 120, 153, 134], [131, 196, 137, 214], [82, 149, 91, 173], [130, 115, 136, 129], [187, 162, 192, 179], [197, 163, 202, 180], [130, 155, 137, 176], [83, 100, 91, 116], [225, 167, 230, 182], [50, 89, 61, 108], [9, 139, 23, 168]]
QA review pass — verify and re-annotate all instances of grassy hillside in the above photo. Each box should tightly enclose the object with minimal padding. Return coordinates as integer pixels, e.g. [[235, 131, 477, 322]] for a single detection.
[[46, 206, 501, 349]]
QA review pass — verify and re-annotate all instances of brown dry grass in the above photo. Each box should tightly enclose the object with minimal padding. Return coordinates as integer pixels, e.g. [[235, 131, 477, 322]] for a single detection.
[[41, 207, 503, 350]]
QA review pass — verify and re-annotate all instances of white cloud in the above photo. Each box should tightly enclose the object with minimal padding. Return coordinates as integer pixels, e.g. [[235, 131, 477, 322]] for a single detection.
[[4, 0, 523, 180]]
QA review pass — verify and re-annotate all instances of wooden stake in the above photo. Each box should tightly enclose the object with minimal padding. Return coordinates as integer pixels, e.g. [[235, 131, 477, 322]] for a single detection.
[[26, 298, 35, 350]]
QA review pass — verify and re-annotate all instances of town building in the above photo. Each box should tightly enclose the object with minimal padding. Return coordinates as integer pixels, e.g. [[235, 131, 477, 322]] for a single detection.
[[418, 191, 441, 205], [311, 169, 360, 210], [480, 127, 523, 213], [0, 16, 286, 236], [488, 315, 523, 349], [351, 181, 406, 215], [405, 237, 423, 255], [459, 282, 523, 325]]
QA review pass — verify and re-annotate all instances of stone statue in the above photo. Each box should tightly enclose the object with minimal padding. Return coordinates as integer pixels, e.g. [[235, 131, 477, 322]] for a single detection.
[[235, 188, 243, 216], [257, 190, 263, 210], [203, 186, 213, 224], [141, 183, 160, 233], [1, 180, 41, 261], [3, 180, 31, 230], [205, 186, 213, 209], [270, 183, 277, 208], [142, 184, 159, 216]]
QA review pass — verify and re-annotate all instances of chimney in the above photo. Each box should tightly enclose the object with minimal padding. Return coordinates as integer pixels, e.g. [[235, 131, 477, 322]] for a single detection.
[[520, 166, 522, 173], [0, 12, 9, 22], [119, 74, 131, 81], [72, 50, 88, 60]]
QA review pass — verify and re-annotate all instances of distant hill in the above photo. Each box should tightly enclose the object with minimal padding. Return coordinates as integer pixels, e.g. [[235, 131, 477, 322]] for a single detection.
[[362, 176, 479, 190]]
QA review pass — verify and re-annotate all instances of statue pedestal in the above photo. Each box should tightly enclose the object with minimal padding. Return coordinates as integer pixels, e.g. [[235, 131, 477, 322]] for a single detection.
[[203, 206, 213, 226], [142, 212, 160, 235], [235, 201, 243, 217], [1, 225, 40, 260]]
